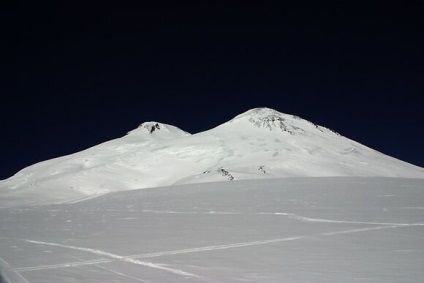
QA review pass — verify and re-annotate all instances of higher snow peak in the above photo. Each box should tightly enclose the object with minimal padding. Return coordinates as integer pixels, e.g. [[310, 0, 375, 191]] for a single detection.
[[220, 107, 309, 134], [231, 107, 287, 121]]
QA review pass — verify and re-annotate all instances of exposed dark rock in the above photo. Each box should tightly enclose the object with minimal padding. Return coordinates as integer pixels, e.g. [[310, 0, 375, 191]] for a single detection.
[[258, 165, 268, 175], [149, 123, 161, 133], [217, 168, 234, 180], [248, 115, 296, 134]]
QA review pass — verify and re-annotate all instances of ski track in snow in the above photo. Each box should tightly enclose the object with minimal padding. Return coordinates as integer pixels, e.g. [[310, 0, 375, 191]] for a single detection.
[[0, 261, 30, 283], [13, 259, 111, 272], [0, 257, 9, 267], [12, 221, 421, 275], [69, 255, 151, 283], [269, 213, 424, 226], [130, 225, 405, 259], [141, 209, 424, 227], [0, 257, 11, 283], [130, 236, 304, 260], [14, 272, 30, 283], [0, 256, 27, 283], [18, 239, 208, 281]]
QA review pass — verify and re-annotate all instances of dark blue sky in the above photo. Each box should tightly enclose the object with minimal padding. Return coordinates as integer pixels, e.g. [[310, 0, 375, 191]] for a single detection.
[[1, 1, 423, 179]]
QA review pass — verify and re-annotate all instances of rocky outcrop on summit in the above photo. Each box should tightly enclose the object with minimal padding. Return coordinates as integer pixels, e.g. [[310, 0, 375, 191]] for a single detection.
[[127, 122, 191, 138], [249, 115, 300, 134]]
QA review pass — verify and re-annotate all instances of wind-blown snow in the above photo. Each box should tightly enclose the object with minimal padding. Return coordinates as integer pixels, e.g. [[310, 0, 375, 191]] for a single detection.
[[1, 107, 423, 206], [1, 178, 423, 282]]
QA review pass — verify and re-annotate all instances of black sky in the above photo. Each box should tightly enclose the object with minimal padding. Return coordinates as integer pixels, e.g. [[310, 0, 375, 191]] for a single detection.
[[1, 1, 424, 179]]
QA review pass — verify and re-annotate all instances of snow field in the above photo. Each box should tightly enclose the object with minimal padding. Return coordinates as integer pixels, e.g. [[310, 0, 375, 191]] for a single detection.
[[1, 177, 424, 282]]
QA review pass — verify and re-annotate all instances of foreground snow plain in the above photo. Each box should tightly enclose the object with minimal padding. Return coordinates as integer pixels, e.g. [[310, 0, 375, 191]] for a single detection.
[[1, 177, 424, 282]]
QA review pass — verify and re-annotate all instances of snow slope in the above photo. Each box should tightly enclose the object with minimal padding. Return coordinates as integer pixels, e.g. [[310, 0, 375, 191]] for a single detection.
[[1, 107, 423, 207], [1, 177, 424, 282]]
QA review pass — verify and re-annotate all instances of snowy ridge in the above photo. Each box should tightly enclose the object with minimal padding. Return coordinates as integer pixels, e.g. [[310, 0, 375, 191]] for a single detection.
[[1, 107, 423, 207]]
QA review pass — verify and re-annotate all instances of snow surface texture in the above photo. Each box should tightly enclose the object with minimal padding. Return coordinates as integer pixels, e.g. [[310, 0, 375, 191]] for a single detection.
[[1, 107, 423, 206], [1, 178, 424, 282]]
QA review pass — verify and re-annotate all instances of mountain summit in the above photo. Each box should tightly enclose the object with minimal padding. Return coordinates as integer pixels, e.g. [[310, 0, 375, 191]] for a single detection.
[[127, 122, 191, 139], [220, 107, 337, 135], [1, 107, 423, 207]]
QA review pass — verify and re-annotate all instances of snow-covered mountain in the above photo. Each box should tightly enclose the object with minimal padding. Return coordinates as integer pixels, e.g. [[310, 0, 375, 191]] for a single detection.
[[1, 107, 423, 206]]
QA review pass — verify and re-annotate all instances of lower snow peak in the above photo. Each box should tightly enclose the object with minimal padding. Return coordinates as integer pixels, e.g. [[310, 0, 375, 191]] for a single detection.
[[127, 122, 191, 138]]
